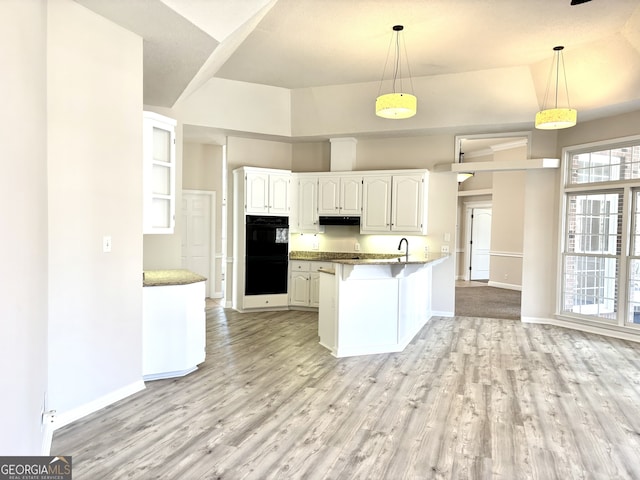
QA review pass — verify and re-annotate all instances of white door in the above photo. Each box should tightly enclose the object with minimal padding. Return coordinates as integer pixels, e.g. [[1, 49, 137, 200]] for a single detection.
[[470, 207, 492, 280], [182, 192, 214, 296]]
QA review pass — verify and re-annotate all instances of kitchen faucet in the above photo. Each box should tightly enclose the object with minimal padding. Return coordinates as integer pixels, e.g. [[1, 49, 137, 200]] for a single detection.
[[398, 237, 409, 257]]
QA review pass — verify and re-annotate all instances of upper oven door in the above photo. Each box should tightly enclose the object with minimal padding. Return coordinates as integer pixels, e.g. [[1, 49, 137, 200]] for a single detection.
[[245, 215, 289, 256]]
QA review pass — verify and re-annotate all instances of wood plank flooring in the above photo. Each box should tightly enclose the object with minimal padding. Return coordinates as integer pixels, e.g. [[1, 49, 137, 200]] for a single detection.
[[52, 307, 640, 479]]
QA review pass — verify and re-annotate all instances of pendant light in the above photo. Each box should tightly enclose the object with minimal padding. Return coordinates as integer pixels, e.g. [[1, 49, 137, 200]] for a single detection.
[[376, 25, 417, 119], [535, 46, 577, 130]]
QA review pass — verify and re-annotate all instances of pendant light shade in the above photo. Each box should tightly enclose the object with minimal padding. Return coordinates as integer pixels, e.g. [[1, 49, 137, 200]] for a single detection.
[[535, 46, 577, 130], [376, 25, 417, 119], [534, 108, 577, 130], [376, 93, 417, 119]]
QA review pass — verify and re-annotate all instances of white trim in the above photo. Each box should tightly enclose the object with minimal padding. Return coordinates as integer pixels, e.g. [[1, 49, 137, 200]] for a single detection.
[[458, 188, 492, 197], [488, 280, 521, 291], [522, 316, 640, 343], [451, 157, 559, 173], [432, 310, 455, 317], [41, 380, 145, 455], [490, 250, 523, 258]]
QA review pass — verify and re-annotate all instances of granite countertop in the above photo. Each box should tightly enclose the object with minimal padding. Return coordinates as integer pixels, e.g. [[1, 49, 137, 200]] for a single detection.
[[290, 251, 405, 261], [290, 250, 448, 266], [143, 269, 207, 287], [330, 253, 449, 266]]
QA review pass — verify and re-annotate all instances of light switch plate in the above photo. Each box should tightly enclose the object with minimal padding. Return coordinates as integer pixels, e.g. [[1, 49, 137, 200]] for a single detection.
[[103, 235, 112, 253]]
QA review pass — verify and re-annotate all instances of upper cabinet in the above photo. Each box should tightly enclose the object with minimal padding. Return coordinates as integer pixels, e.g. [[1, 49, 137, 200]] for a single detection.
[[242, 167, 291, 215], [361, 172, 428, 234], [317, 175, 362, 216], [291, 175, 324, 233], [143, 111, 177, 234]]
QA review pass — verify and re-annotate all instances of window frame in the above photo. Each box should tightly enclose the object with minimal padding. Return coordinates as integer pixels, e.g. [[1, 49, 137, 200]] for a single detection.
[[558, 134, 640, 329]]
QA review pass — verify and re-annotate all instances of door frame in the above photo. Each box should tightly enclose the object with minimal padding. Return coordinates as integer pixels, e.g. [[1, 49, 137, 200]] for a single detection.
[[463, 200, 492, 282], [182, 189, 216, 298]]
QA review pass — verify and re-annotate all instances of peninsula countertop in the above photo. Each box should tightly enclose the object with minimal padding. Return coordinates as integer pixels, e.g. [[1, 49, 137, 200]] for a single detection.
[[291, 250, 449, 266], [143, 269, 207, 287]]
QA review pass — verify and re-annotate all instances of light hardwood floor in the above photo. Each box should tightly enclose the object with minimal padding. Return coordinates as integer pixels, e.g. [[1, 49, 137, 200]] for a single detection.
[[52, 307, 640, 479]]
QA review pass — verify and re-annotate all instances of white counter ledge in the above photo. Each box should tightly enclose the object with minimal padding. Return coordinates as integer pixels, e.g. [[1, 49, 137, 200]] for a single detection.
[[318, 254, 448, 358]]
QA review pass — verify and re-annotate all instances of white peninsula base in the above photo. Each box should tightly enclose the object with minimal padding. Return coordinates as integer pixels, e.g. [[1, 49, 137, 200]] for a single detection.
[[318, 257, 446, 358], [143, 271, 206, 381]]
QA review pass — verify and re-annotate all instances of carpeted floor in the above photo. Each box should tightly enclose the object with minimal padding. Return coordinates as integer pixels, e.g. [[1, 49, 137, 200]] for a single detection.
[[455, 286, 521, 320]]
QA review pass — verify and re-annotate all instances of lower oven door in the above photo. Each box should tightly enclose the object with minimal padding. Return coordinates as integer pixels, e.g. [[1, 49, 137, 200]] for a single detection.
[[245, 255, 288, 295]]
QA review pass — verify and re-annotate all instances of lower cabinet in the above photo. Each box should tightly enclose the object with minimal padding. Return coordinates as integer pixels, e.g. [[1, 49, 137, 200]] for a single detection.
[[289, 260, 333, 308]]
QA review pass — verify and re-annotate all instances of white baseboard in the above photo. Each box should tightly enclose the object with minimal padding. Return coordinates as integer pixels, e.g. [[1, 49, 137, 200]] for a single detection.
[[432, 310, 455, 317], [42, 380, 145, 455], [487, 281, 522, 291], [521, 315, 640, 343]]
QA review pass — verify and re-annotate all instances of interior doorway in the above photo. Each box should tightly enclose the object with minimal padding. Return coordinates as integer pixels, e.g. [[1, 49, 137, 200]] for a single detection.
[[469, 207, 492, 280], [181, 190, 216, 297], [463, 203, 492, 281]]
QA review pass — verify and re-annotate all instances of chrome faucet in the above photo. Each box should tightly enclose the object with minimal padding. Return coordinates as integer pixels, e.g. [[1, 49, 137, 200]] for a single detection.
[[398, 237, 409, 257]]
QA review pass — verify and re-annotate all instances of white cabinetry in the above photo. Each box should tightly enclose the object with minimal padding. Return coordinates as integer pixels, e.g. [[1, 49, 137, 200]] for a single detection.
[[143, 111, 176, 234], [244, 168, 291, 215], [291, 175, 324, 233], [289, 260, 333, 308], [143, 280, 206, 380], [361, 171, 428, 234], [318, 175, 362, 216]]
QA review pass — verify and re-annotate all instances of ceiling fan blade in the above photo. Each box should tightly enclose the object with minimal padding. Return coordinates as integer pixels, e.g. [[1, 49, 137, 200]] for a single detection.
[[571, 0, 592, 5]]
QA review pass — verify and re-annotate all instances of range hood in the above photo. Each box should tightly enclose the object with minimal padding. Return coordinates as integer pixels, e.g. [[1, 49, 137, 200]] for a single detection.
[[318, 216, 360, 226]]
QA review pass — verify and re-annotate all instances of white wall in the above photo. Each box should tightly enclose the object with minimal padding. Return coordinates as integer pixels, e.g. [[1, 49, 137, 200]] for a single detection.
[[47, 0, 144, 421], [0, 0, 49, 455]]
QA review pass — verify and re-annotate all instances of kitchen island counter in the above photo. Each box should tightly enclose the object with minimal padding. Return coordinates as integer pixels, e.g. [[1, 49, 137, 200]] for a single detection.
[[318, 254, 448, 358]]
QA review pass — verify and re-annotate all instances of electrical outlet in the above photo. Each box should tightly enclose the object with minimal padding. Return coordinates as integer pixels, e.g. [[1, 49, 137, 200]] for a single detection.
[[354, 242, 360, 251], [441, 245, 450, 253], [424, 246, 429, 256], [311, 236, 319, 250]]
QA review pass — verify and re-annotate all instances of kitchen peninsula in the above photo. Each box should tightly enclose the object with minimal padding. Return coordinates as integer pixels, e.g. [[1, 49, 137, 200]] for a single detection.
[[318, 254, 448, 357], [142, 270, 207, 381]]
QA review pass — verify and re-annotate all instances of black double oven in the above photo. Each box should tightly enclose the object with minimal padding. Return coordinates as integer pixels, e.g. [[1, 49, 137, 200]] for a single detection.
[[245, 215, 289, 296]]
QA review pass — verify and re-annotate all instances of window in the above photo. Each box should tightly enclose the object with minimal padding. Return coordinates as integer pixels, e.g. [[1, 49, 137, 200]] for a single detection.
[[560, 138, 640, 327]]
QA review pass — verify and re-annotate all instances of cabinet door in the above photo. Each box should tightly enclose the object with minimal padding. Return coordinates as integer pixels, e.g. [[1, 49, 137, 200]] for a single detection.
[[245, 172, 269, 214], [289, 271, 310, 306], [143, 111, 176, 234], [269, 173, 290, 214], [392, 174, 425, 233], [340, 176, 362, 215], [361, 176, 392, 233], [317, 177, 340, 214], [309, 272, 321, 307], [298, 176, 321, 232]]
